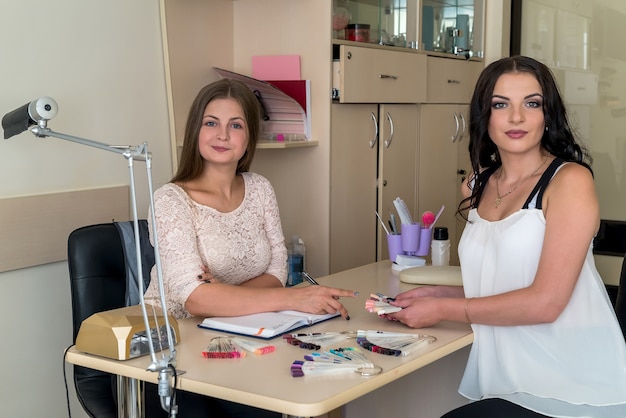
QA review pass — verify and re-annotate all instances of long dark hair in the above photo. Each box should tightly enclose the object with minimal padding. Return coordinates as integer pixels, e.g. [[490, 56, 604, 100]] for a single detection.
[[172, 79, 261, 183], [459, 55, 592, 215]]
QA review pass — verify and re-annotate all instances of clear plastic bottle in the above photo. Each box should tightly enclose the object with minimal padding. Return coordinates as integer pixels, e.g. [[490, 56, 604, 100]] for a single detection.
[[431, 227, 450, 266], [287, 235, 305, 286]]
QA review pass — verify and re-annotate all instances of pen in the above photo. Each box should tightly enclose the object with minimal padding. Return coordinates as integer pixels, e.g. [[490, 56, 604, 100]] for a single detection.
[[302, 270, 319, 286]]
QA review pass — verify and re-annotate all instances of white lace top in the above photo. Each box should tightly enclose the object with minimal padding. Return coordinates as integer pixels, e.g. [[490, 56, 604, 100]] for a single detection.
[[144, 172, 288, 319], [458, 161, 626, 417]]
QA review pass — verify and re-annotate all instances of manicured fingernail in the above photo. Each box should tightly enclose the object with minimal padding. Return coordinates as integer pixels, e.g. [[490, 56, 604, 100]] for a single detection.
[[354, 291, 360, 296], [346, 315, 351, 321], [198, 275, 203, 279]]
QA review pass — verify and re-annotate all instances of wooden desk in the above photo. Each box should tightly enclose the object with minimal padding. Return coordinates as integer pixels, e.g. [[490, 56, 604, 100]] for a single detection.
[[65, 261, 473, 417]]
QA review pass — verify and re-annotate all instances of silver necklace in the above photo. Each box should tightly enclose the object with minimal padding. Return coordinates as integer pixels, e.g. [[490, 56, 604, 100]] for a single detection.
[[494, 157, 548, 208]]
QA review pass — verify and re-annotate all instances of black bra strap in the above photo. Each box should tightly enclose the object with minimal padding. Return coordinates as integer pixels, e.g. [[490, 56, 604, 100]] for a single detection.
[[522, 157, 564, 209], [473, 165, 499, 209]]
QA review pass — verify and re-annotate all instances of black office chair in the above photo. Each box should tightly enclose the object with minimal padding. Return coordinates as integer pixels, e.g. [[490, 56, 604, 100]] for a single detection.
[[68, 223, 127, 418], [615, 254, 626, 340], [68, 221, 166, 418]]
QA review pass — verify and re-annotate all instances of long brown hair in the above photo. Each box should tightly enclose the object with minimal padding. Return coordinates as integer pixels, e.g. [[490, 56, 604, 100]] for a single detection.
[[172, 79, 261, 183], [458, 55, 592, 217]]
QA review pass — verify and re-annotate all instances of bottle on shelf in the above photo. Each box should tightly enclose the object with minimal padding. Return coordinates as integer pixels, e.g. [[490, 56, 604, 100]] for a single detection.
[[431, 227, 450, 267]]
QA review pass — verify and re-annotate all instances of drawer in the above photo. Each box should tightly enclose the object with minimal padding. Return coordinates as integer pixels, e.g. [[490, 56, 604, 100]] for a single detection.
[[337, 45, 427, 103], [426, 57, 483, 103]]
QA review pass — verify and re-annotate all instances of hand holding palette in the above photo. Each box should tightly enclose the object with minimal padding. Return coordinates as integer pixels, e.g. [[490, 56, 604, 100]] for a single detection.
[[365, 293, 402, 315]]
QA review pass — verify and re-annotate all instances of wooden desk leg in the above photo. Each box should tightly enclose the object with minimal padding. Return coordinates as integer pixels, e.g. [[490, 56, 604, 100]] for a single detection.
[[117, 376, 144, 418]]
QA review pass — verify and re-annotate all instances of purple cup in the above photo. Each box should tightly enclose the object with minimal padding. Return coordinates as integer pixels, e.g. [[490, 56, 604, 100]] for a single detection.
[[386, 234, 403, 263], [401, 222, 421, 255], [416, 227, 432, 256]]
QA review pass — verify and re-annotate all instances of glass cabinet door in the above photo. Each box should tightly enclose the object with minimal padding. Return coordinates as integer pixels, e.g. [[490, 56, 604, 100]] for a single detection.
[[421, 0, 484, 58], [333, 0, 483, 58], [334, 0, 409, 47]]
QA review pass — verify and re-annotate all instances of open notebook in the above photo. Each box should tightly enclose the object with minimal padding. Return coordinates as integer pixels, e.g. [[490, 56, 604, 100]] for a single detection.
[[198, 310, 340, 339]]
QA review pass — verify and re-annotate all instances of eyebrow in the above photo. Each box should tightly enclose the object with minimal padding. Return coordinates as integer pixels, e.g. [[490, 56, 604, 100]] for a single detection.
[[492, 93, 544, 101], [202, 114, 245, 122]]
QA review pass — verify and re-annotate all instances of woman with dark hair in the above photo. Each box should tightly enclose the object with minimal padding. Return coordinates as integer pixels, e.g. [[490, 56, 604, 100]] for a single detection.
[[383, 56, 626, 417], [144, 78, 355, 320]]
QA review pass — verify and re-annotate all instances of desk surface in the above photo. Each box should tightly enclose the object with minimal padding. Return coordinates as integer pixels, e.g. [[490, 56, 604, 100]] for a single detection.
[[66, 261, 473, 417]]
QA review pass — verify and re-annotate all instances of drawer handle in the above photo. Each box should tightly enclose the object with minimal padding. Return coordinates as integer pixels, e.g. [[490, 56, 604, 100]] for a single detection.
[[379, 74, 398, 80], [447, 79, 461, 84]]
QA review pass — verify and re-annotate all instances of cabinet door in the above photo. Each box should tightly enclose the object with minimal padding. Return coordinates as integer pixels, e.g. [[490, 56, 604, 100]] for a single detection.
[[418, 104, 467, 265], [377, 104, 419, 260], [330, 103, 378, 273]]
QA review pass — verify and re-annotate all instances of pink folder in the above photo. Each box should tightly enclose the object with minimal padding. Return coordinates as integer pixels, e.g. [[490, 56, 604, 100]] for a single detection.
[[252, 55, 301, 81]]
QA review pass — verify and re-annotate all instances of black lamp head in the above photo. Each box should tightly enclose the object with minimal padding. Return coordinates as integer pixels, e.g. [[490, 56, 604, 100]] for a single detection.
[[2, 97, 58, 139]]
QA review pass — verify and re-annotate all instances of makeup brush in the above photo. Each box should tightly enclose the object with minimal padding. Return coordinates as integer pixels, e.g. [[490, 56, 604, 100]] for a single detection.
[[433, 205, 445, 227], [421, 211, 435, 229]]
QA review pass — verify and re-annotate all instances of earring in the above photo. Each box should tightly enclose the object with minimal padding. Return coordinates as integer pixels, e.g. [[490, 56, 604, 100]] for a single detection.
[[545, 126, 549, 132], [490, 153, 497, 162]]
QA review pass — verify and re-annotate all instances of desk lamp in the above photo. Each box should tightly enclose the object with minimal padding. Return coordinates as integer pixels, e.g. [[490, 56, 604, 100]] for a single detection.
[[2, 97, 179, 415]]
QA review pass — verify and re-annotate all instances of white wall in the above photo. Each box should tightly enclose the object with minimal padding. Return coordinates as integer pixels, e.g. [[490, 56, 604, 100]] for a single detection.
[[0, 1, 172, 416]]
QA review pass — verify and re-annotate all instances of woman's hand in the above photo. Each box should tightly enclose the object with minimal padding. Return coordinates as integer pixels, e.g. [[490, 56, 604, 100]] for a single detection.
[[384, 286, 465, 328], [384, 297, 442, 328], [290, 285, 358, 319]]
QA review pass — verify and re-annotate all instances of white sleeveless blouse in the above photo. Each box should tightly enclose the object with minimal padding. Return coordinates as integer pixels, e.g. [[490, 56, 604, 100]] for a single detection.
[[458, 162, 626, 417]]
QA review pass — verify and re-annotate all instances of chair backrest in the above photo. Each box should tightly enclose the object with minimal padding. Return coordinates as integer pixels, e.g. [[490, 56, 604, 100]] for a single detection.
[[68, 223, 127, 418], [69, 223, 127, 339], [615, 255, 626, 340]]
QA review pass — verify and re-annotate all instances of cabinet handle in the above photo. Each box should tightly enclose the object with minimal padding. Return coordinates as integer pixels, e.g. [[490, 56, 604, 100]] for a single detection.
[[384, 112, 394, 148], [369, 112, 378, 148], [447, 79, 461, 84], [458, 169, 467, 183], [379, 74, 398, 80], [451, 113, 460, 143], [457, 113, 467, 143]]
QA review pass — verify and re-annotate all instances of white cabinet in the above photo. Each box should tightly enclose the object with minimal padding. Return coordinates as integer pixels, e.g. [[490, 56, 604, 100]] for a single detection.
[[330, 103, 377, 273], [416, 56, 481, 266], [417, 104, 469, 266], [330, 103, 418, 273]]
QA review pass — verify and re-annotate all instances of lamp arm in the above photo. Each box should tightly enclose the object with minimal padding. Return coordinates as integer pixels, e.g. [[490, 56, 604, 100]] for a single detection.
[[3, 97, 178, 415], [34, 127, 177, 363], [31, 126, 149, 160]]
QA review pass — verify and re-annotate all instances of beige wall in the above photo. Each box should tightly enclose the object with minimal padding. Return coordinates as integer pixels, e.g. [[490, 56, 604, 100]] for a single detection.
[[0, 1, 171, 416]]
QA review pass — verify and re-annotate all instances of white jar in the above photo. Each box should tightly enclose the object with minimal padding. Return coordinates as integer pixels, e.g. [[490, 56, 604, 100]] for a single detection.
[[431, 227, 450, 266]]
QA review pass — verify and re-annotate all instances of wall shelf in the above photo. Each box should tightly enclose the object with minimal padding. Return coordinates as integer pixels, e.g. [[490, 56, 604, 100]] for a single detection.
[[257, 140, 319, 149]]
